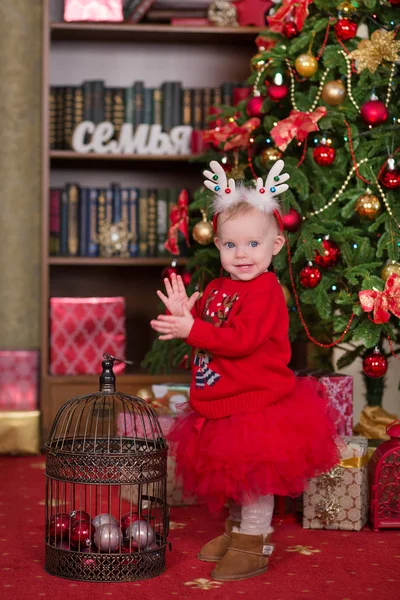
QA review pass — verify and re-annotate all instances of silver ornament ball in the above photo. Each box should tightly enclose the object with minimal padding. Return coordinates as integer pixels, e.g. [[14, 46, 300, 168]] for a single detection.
[[92, 513, 118, 529], [125, 519, 154, 550], [93, 523, 122, 552]]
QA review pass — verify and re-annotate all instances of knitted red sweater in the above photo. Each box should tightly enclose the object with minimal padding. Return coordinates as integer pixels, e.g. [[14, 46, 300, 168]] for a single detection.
[[186, 271, 296, 419]]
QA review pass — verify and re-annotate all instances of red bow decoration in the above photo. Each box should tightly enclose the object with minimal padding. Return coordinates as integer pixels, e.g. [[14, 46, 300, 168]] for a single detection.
[[271, 107, 327, 151], [164, 189, 190, 256], [359, 274, 400, 324], [203, 118, 260, 151], [268, 0, 313, 34]]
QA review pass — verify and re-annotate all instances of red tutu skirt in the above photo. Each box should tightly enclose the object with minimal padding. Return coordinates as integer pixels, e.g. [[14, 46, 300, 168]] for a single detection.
[[168, 377, 340, 513]]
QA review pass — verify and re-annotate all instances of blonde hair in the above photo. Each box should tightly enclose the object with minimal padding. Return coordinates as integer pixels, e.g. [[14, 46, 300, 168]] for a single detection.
[[216, 202, 281, 236]]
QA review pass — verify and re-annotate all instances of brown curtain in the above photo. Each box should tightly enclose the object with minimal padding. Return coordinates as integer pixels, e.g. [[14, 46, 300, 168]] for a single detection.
[[0, 0, 43, 348]]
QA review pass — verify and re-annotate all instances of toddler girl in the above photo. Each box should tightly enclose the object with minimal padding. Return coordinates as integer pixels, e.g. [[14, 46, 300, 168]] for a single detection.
[[150, 160, 339, 581]]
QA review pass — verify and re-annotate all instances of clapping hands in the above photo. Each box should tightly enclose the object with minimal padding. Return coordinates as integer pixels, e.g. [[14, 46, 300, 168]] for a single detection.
[[156, 273, 199, 316], [151, 273, 199, 341]]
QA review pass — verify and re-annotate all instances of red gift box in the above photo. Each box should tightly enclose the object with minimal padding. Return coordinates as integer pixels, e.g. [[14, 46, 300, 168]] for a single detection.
[[0, 351, 39, 411], [50, 297, 126, 375], [64, 0, 124, 22], [296, 371, 353, 436]]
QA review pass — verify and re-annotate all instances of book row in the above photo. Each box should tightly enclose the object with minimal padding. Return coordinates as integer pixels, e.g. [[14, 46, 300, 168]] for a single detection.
[[49, 79, 248, 150], [49, 185, 189, 258]]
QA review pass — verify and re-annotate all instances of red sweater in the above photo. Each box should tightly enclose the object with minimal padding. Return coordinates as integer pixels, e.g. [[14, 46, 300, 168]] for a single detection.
[[186, 272, 296, 419]]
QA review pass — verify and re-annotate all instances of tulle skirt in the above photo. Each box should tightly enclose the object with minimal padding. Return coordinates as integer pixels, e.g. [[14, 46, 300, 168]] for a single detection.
[[168, 377, 340, 513]]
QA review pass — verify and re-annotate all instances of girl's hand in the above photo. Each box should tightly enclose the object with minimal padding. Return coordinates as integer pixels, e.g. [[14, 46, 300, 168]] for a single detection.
[[150, 304, 194, 340], [156, 273, 199, 316]]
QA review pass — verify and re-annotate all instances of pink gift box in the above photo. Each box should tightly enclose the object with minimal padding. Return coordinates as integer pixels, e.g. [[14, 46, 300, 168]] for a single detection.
[[296, 371, 353, 436], [64, 0, 124, 22], [318, 374, 353, 436], [0, 350, 39, 411], [50, 297, 126, 375]]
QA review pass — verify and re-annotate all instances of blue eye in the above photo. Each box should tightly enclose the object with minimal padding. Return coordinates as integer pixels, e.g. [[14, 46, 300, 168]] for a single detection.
[[225, 242, 235, 248], [250, 241, 259, 247]]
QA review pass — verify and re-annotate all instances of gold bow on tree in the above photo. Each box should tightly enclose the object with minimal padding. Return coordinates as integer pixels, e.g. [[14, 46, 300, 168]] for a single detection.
[[350, 29, 400, 74]]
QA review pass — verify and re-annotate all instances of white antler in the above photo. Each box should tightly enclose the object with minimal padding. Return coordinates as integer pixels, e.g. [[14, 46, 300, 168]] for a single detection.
[[203, 160, 236, 195], [262, 159, 290, 197]]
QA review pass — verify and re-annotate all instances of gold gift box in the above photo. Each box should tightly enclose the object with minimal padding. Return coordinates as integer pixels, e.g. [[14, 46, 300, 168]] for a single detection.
[[0, 410, 40, 455], [303, 436, 369, 531]]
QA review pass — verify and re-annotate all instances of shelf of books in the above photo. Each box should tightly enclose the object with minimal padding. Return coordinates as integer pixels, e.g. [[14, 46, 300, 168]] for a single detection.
[[50, 22, 261, 44]]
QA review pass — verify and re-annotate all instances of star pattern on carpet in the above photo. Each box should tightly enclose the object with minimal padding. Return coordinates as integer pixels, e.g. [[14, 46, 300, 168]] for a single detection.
[[184, 578, 224, 589], [285, 544, 322, 555], [169, 521, 187, 530]]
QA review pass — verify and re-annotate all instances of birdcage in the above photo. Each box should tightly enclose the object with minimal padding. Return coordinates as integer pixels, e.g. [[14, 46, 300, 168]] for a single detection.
[[370, 420, 400, 531], [44, 354, 169, 582]]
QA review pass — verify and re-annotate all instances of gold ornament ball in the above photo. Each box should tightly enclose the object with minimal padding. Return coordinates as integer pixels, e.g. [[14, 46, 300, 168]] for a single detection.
[[337, 1, 357, 14], [251, 53, 266, 71], [193, 219, 214, 245], [355, 192, 381, 219], [321, 80, 347, 106], [280, 283, 291, 304], [261, 147, 282, 166], [136, 388, 155, 402], [295, 53, 318, 78], [381, 261, 400, 281]]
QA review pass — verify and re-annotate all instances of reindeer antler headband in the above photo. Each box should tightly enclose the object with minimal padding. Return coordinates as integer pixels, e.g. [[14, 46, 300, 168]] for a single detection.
[[203, 159, 290, 232]]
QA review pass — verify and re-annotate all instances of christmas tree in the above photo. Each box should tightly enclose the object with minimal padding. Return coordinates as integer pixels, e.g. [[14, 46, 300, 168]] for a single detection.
[[144, 0, 400, 406]]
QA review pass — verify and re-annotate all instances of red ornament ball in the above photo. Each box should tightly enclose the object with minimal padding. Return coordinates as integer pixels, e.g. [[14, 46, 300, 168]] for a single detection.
[[313, 145, 336, 166], [283, 21, 299, 39], [360, 99, 388, 126], [70, 510, 91, 523], [267, 83, 289, 102], [300, 264, 322, 288], [334, 18, 358, 40], [387, 0, 400, 5], [162, 266, 178, 280], [314, 239, 340, 268], [70, 520, 95, 550], [246, 96, 265, 118], [380, 168, 400, 189], [49, 513, 71, 540], [181, 271, 192, 287], [282, 208, 302, 232], [362, 350, 388, 378]]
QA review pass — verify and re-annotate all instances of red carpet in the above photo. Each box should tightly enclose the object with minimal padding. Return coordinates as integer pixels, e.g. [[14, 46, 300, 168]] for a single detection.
[[1, 456, 399, 600]]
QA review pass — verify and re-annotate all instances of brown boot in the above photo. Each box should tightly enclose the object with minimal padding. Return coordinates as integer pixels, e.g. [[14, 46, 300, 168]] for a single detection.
[[210, 531, 274, 581], [197, 519, 240, 562]]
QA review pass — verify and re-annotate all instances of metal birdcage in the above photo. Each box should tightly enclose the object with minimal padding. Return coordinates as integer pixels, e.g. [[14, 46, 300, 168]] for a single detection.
[[370, 420, 400, 532], [44, 354, 169, 582]]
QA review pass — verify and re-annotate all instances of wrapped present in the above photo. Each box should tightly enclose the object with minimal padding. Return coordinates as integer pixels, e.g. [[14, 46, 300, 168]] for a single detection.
[[50, 297, 126, 375], [296, 371, 353, 436], [64, 0, 124, 22], [0, 350, 39, 411], [0, 411, 40, 454], [303, 436, 369, 531]]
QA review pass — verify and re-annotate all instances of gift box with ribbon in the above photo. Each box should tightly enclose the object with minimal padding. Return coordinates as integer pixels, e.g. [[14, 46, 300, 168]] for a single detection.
[[64, 0, 124, 22], [303, 436, 369, 531]]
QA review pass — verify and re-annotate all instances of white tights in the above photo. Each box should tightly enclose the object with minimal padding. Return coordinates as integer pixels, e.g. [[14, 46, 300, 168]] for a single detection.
[[229, 495, 274, 536]]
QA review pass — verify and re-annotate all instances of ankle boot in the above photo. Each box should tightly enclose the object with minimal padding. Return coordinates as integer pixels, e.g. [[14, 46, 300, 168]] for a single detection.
[[210, 531, 274, 581], [197, 519, 240, 562]]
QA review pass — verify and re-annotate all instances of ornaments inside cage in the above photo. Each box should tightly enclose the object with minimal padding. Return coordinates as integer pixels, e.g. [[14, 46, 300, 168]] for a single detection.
[[44, 354, 169, 582]]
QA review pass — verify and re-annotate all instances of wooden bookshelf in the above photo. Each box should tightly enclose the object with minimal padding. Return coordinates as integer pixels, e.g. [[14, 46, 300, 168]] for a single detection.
[[50, 150, 201, 168], [48, 257, 189, 266], [41, 1, 253, 442], [50, 22, 261, 44]]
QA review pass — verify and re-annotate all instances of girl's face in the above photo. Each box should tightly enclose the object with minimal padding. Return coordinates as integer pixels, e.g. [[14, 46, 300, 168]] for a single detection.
[[214, 207, 285, 281]]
